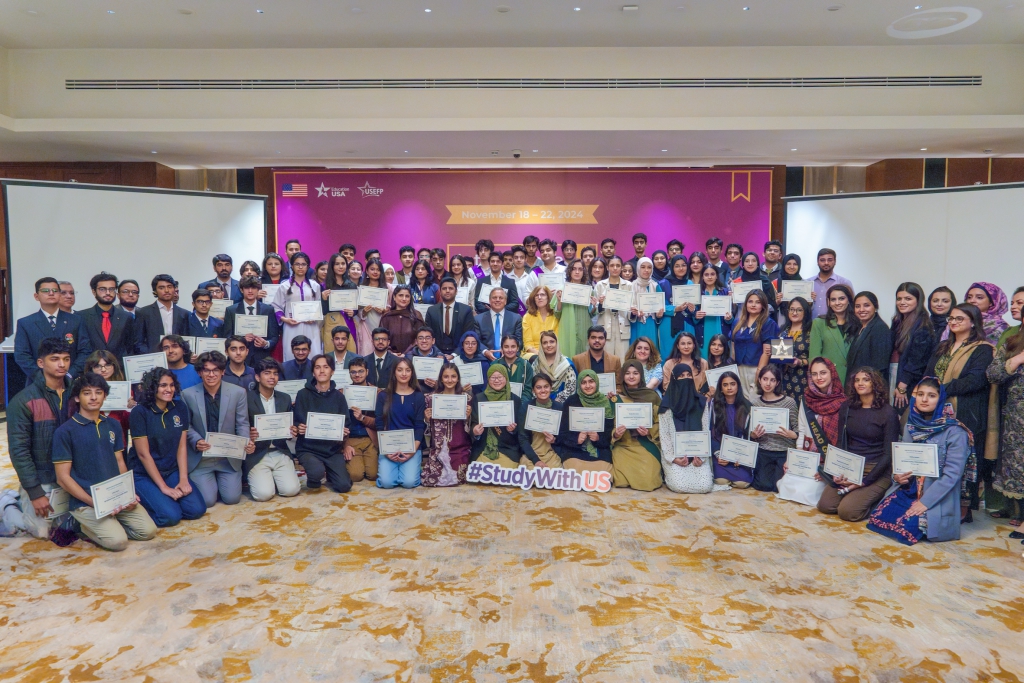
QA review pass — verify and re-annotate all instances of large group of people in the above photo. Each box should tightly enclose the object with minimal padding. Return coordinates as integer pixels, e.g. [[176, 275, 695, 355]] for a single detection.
[[5, 233, 1024, 553]]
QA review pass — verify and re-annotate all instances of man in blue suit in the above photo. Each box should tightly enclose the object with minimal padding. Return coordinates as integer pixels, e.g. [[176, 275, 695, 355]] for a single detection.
[[474, 287, 523, 362], [186, 290, 224, 338], [198, 254, 242, 304], [14, 276, 92, 379], [220, 276, 280, 366]]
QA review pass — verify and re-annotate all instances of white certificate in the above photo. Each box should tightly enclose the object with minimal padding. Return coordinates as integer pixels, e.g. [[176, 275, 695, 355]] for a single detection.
[[343, 385, 378, 411], [412, 355, 444, 379], [525, 405, 562, 435], [892, 442, 940, 478], [569, 406, 606, 432], [123, 352, 168, 383], [329, 289, 359, 312], [782, 280, 814, 302], [672, 284, 701, 307], [101, 381, 131, 411], [602, 288, 633, 312], [234, 314, 268, 337], [615, 401, 653, 429], [510, 381, 523, 397], [209, 298, 232, 319], [720, 435, 759, 468], [432, 393, 468, 420], [561, 283, 593, 306], [700, 295, 732, 316], [90, 471, 136, 519], [332, 368, 352, 387], [304, 412, 345, 441], [194, 337, 226, 355], [180, 336, 198, 354], [456, 361, 484, 386], [538, 272, 565, 292], [276, 379, 306, 402], [378, 429, 415, 455], [674, 430, 712, 458], [730, 281, 761, 305], [254, 413, 293, 441], [785, 448, 819, 479], [413, 303, 432, 318], [47, 487, 70, 519], [289, 301, 323, 321], [637, 292, 665, 315], [455, 287, 472, 304], [478, 400, 515, 427], [704, 364, 740, 390], [261, 283, 281, 302], [750, 406, 790, 435], [598, 373, 618, 395], [357, 286, 389, 308], [823, 445, 866, 486], [204, 432, 248, 459], [477, 283, 496, 305]]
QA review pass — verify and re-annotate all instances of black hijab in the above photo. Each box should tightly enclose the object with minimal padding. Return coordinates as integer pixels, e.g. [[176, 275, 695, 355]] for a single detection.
[[663, 255, 689, 289], [781, 253, 803, 281], [659, 363, 704, 430], [651, 250, 670, 281], [740, 252, 764, 282]]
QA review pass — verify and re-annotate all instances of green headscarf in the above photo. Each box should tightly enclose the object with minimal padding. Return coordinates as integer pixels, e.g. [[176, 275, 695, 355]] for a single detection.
[[480, 364, 511, 460], [576, 369, 614, 418]]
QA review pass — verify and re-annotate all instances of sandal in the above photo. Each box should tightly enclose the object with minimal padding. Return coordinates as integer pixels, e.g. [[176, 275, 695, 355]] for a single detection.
[[988, 509, 1011, 519], [1009, 518, 1023, 527]]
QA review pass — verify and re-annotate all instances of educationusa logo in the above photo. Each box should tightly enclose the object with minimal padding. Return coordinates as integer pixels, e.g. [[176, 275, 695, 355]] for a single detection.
[[314, 182, 350, 198], [358, 181, 384, 198]]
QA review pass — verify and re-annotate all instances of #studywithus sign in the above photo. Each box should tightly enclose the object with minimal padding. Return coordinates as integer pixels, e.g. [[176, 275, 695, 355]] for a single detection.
[[467, 462, 613, 493]]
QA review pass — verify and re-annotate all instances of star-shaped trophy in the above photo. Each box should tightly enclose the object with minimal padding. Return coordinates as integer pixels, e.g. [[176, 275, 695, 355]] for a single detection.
[[771, 337, 794, 361]]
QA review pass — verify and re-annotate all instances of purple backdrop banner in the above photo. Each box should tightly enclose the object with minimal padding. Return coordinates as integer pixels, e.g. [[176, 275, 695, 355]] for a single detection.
[[274, 169, 772, 263]]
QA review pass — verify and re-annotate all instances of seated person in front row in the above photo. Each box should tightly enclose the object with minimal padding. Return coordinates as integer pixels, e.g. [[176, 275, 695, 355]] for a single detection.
[[406, 327, 446, 394], [245, 357, 302, 501], [53, 373, 157, 551], [704, 371, 753, 488], [294, 354, 353, 493], [556, 370, 616, 475], [223, 335, 256, 389], [517, 373, 563, 470], [342, 357, 379, 484], [471, 364, 523, 469], [375, 358, 426, 489], [283, 336, 314, 381], [611, 359, 663, 492], [161, 334, 201, 391], [422, 362, 474, 487], [658, 363, 715, 494]]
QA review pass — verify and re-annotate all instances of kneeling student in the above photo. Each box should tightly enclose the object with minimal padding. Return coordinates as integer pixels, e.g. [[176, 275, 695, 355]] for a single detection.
[[53, 373, 157, 551], [471, 365, 523, 468], [294, 354, 353, 493], [343, 357, 379, 484], [246, 358, 301, 501], [517, 373, 563, 469]]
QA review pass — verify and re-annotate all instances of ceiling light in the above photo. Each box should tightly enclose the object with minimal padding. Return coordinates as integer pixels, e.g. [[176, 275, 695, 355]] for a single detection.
[[914, 4, 923, 8], [791, 148, 798, 151], [920, 147, 927, 151], [532, 150, 539, 153], [256, 9, 264, 13], [107, 10, 115, 14], [574, 6, 582, 11], [424, 8, 432, 12], [661, 149, 668, 152], [26, 9, 38, 14], [622, 5, 639, 11], [151, 150, 158, 154], [984, 148, 993, 153], [404, 150, 409, 153], [742, 6, 750, 10], [496, 5, 511, 12]]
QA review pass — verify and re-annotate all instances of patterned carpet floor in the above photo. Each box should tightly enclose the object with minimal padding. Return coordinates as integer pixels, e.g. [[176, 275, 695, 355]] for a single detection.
[[2, 442, 1024, 682]]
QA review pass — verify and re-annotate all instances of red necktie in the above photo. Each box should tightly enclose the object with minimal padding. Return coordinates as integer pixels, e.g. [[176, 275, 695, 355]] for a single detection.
[[101, 311, 112, 342]]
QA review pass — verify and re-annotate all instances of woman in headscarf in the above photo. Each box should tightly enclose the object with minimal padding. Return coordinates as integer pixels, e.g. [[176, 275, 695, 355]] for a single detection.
[[845, 292, 892, 384], [658, 363, 715, 493], [738, 252, 775, 309], [554, 258, 596, 358], [422, 362, 473, 487], [594, 255, 634, 362], [989, 322, 1024, 524], [776, 357, 840, 506], [774, 253, 805, 321], [890, 282, 935, 412], [689, 264, 733, 361], [379, 284, 425, 354], [651, 250, 670, 282], [663, 255, 694, 338], [320, 253, 358, 353], [556, 369, 616, 475], [470, 364, 523, 469], [517, 373, 564, 469], [382, 263, 397, 286], [456, 330, 490, 396], [610, 359, 663, 491], [868, 377, 974, 544], [965, 282, 1009, 345], [494, 335, 534, 404], [703, 370, 752, 487], [663, 331, 708, 395], [928, 286, 956, 341], [532, 330, 577, 403], [629, 256, 675, 359]]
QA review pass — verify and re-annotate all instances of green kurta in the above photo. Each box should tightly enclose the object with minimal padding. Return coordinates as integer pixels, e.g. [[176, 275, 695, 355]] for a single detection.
[[556, 301, 595, 359], [809, 317, 852, 384], [610, 396, 663, 492]]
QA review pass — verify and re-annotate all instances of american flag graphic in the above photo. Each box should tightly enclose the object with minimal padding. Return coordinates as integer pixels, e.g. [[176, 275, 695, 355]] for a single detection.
[[281, 183, 307, 197]]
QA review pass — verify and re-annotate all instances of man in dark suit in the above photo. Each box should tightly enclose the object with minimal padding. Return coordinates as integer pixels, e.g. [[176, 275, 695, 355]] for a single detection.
[[426, 278, 478, 355], [473, 253, 521, 314], [474, 287, 523, 362], [364, 327, 398, 388], [185, 290, 225, 338], [116, 279, 141, 318], [135, 274, 190, 354], [198, 253, 243, 303], [14, 277, 92, 379], [77, 272, 137, 364], [221, 276, 280, 366]]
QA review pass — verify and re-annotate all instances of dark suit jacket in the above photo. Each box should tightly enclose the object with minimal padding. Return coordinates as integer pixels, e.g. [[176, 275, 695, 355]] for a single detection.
[[186, 311, 225, 338], [221, 301, 281, 366], [282, 359, 314, 382], [364, 351, 398, 389], [13, 310, 92, 378], [77, 303, 137, 362], [245, 388, 293, 476], [198, 277, 243, 303], [425, 301, 478, 354], [473, 273, 521, 314], [135, 302, 190, 354], [474, 309, 524, 352]]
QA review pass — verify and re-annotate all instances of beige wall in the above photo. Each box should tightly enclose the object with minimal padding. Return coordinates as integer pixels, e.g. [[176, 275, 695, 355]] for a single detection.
[[0, 47, 9, 117]]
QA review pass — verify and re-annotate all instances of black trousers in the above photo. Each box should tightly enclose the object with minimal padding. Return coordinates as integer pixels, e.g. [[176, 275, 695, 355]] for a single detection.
[[752, 449, 787, 493], [297, 451, 353, 494]]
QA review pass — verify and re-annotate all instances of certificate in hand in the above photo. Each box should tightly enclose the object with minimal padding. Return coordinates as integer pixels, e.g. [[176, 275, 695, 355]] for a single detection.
[[569, 407, 606, 432], [276, 380, 306, 402], [333, 368, 352, 387], [254, 413, 293, 441], [343, 385, 378, 411], [456, 361, 484, 386], [235, 314, 268, 337], [720, 435, 759, 468], [770, 337, 794, 360], [892, 442, 940, 478], [730, 281, 761, 305], [414, 304, 432, 319], [357, 286, 389, 309], [289, 301, 323, 322], [823, 445, 866, 486], [615, 401, 653, 429], [637, 292, 665, 315], [598, 373, 617, 395], [412, 355, 444, 380], [538, 272, 565, 292], [750, 406, 790, 435], [510, 381, 523, 398], [90, 471, 136, 519], [180, 336, 198, 354], [432, 393, 468, 421], [261, 284, 281, 302], [305, 412, 346, 441], [101, 381, 131, 411], [209, 298, 232, 319], [47, 487, 70, 519], [478, 400, 515, 428], [204, 433, 249, 459], [674, 430, 711, 458], [672, 284, 701, 307], [194, 337, 226, 355], [525, 405, 561, 435], [123, 352, 169, 383], [602, 288, 633, 312], [704, 364, 740, 390], [378, 429, 415, 455], [700, 295, 732, 316], [785, 449, 819, 479], [477, 284, 496, 305], [329, 289, 359, 312], [782, 280, 814, 302], [561, 283, 593, 306], [455, 287, 472, 304]]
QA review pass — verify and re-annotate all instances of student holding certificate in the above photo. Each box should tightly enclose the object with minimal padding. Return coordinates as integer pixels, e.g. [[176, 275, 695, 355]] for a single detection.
[[293, 355, 353, 494], [456, 331, 491, 395], [748, 365, 798, 493], [521, 286, 559, 359], [772, 296, 813, 401], [406, 327, 447, 394], [703, 371, 754, 488], [869, 378, 973, 544], [422, 362, 473, 487], [556, 370, 616, 476], [245, 358, 301, 501], [777, 358, 841, 506], [727, 288, 778, 397], [339, 357, 380, 484], [593, 256, 634, 361], [52, 374, 157, 551], [271, 252, 324, 361], [628, 257, 674, 360], [357, 259, 392, 351], [554, 258, 596, 358], [470, 365, 523, 469], [688, 265, 733, 361], [493, 336, 534, 405], [657, 364, 714, 494], [374, 357, 426, 489], [380, 285, 425, 355], [82, 351, 134, 444], [610, 360, 663, 491], [517, 374, 564, 469]]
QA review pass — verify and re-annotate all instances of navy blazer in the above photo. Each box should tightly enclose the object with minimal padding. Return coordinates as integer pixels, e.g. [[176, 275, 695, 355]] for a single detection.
[[221, 301, 280, 366], [186, 311, 225, 338], [474, 309, 524, 352], [282, 358, 314, 382], [364, 351, 398, 389], [135, 302, 190, 354], [13, 309, 92, 379], [424, 301, 478, 355], [198, 277, 243, 304], [77, 303, 137, 362]]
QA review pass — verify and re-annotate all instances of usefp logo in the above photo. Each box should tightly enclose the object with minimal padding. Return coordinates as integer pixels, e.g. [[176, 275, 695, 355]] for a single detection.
[[467, 462, 612, 493]]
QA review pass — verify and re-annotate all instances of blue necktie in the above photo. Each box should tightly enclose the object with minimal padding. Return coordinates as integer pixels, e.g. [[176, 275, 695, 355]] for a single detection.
[[493, 313, 502, 350]]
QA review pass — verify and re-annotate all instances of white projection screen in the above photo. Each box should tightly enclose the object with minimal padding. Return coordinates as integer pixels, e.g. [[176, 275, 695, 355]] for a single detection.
[[2, 180, 266, 340], [785, 182, 1024, 323]]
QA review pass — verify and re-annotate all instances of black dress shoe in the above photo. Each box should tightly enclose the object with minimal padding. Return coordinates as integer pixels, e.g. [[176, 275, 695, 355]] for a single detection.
[[961, 509, 973, 524]]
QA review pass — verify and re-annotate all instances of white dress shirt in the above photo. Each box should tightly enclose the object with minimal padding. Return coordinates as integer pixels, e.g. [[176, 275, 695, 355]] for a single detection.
[[158, 302, 175, 336]]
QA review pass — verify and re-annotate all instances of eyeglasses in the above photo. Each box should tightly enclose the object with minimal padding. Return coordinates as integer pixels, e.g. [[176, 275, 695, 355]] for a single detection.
[[38, 288, 59, 294], [199, 367, 222, 375], [947, 316, 970, 324], [119, 290, 140, 296], [95, 287, 117, 293]]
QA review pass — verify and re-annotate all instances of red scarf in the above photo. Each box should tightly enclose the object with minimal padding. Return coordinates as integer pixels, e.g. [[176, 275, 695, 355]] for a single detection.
[[803, 358, 845, 446]]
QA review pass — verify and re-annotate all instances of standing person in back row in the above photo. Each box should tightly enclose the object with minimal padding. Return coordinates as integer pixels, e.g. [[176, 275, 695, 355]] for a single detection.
[[14, 277, 92, 380], [78, 272, 137, 366], [806, 249, 852, 319], [221, 276, 280, 366], [272, 251, 323, 361], [136, 274, 190, 353], [199, 254, 243, 304]]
